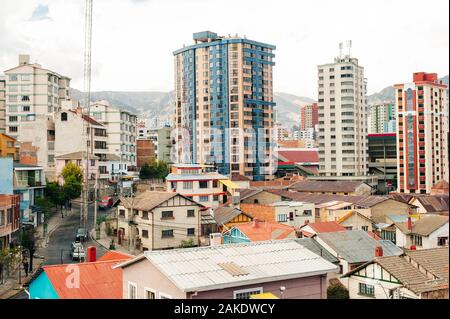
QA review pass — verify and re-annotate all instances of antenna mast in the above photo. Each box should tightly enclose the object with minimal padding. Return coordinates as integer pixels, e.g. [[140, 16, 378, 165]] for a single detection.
[[82, 0, 93, 233]]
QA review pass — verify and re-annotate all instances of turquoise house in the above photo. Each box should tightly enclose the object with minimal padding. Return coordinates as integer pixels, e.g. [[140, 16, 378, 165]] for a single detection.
[[28, 270, 59, 299], [223, 227, 251, 244]]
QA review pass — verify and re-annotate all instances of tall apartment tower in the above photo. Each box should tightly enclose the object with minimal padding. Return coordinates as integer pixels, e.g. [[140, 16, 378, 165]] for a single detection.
[[0, 76, 5, 134], [395, 72, 449, 194], [173, 31, 276, 180], [368, 102, 396, 133], [317, 44, 368, 177], [4, 55, 71, 177], [300, 102, 318, 131]]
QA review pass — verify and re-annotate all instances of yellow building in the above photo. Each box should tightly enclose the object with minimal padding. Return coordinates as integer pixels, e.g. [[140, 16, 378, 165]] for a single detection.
[[0, 133, 18, 159]]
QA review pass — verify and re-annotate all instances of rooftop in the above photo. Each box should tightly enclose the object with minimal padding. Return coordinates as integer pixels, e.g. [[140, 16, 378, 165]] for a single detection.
[[212, 206, 252, 226], [405, 247, 449, 280], [395, 215, 449, 236], [231, 220, 297, 242], [166, 173, 228, 181], [119, 191, 197, 211], [302, 221, 347, 234], [317, 230, 403, 264], [55, 152, 100, 160], [289, 180, 369, 193], [118, 239, 338, 292]]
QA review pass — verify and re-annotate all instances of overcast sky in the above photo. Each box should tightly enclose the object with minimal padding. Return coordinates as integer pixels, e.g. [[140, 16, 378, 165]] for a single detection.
[[0, 0, 448, 98]]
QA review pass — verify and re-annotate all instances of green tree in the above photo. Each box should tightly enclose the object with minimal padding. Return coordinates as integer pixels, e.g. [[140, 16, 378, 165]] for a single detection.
[[63, 175, 82, 200], [61, 161, 83, 183], [0, 247, 20, 284], [139, 163, 152, 180], [327, 282, 350, 299]]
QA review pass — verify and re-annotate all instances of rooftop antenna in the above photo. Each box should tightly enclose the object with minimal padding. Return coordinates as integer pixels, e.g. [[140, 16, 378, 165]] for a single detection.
[[338, 42, 343, 58], [346, 40, 352, 56]]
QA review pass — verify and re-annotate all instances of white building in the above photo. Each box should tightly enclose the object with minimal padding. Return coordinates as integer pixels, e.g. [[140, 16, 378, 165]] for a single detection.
[[0, 76, 6, 134], [393, 215, 449, 250], [89, 100, 137, 169], [271, 201, 315, 228], [317, 44, 368, 177], [3, 55, 71, 177], [368, 103, 396, 134], [343, 248, 449, 299]]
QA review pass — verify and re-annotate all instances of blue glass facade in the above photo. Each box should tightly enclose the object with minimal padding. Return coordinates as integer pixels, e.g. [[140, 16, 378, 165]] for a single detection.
[[174, 33, 276, 180]]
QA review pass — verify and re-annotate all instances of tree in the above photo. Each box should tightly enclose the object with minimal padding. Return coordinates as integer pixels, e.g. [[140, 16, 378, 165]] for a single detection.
[[0, 247, 20, 284], [139, 160, 169, 180], [61, 161, 83, 183], [63, 175, 82, 201], [139, 163, 152, 180], [20, 228, 37, 275], [35, 197, 53, 235], [327, 282, 350, 299]]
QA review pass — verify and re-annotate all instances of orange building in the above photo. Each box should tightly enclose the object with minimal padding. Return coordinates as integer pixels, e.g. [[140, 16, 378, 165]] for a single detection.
[[136, 139, 155, 169], [0, 194, 20, 249], [0, 133, 18, 159]]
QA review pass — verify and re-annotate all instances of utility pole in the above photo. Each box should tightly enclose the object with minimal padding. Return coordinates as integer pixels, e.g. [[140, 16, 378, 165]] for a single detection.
[[94, 174, 98, 239]]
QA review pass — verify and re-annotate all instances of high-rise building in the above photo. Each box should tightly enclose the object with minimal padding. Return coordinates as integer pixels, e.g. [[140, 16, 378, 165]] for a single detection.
[[395, 72, 449, 194], [300, 102, 318, 131], [317, 45, 368, 177], [88, 100, 137, 168], [0, 76, 6, 134], [173, 31, 276, 181], [368, 102, 396, 134], [4, 55, 71, 177]]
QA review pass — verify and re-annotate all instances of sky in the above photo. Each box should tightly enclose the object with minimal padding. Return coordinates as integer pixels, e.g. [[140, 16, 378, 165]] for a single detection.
[[0, 0, 448, 98]]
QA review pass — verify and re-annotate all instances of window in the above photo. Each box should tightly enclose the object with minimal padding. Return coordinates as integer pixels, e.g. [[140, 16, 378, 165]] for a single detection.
[[61, 112, 68, 121], [187, 209, 195, 218], [183, 181, 193, 190], [358, 283, 374, 297], [161, 230, 173, 238], [199, 195, 209, 202], [128, 282, 137, 299], [437, 237, 448, 246], [277, 214, 288, 222], [361, 226, 369, 231], [21, 74, 30, 81], [199, 181, 208, 188], [142, 211, 149, 220], [9, 116, 18, 122], [187, 228, 195, 236], [161, 211, 173, 219], [233, 287, 263, 299], [22, 105, 30, 112], [213, 195, 219, 201], [144, 288, 156, 299], [142, 230, 149, 238], [21, 95, 30, 101], [412, 234, 423, 247], [212, 180, 218, 188]]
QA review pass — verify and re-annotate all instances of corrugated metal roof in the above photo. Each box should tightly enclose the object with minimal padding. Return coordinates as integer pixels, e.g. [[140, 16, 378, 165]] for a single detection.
[[143, 239, 338, 292], [166, 173, 228, 181], [317, 230, 403, 264]]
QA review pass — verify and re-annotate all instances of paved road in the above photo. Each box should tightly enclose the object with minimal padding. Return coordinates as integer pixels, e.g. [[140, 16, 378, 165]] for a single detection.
[[37, 203, 111, 266]]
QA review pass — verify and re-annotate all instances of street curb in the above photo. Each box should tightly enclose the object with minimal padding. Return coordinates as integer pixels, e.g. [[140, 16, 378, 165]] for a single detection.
[[39, 209, 76, 248], [89, 228, 110, 251]]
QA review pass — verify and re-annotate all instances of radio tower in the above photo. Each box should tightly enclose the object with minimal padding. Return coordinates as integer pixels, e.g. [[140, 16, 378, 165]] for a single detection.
[[81, 0, 93, 236]]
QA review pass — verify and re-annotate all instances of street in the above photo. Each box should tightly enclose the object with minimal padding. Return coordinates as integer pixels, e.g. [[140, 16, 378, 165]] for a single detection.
[[37, 203, 110, 266]]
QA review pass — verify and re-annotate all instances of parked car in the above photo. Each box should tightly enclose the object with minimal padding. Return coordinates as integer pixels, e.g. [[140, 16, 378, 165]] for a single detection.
[[98, 196, 114, 209], [76, 228, 88, 242], [70, 242, 85, 261]]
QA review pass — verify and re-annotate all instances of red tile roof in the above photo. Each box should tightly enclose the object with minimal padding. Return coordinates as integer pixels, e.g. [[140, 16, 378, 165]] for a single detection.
[[42, 255, 132, 299], [234, 221, 297, 242], [97, 251, 133, 262], [305, 221, 347, 233], [277, 150, 319, 164]]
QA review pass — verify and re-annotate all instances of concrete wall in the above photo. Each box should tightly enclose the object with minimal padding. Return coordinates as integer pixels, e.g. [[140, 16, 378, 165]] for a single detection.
[[241, 191, 281, 205]]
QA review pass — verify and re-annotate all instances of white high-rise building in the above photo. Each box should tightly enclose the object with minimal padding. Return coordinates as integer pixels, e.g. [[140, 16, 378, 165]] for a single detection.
[[88, 100, 137, 168], [317, 44, 368, 177], [368, 102, 396, 134], [3, 55, 71, 177]]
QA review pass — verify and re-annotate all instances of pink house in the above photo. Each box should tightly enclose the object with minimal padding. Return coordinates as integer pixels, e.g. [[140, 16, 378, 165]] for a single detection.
[[55, 151, 99, 184], [115, 239, 338, 299]]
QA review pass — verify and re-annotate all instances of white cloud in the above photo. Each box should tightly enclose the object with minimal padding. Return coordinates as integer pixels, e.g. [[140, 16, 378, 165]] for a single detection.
[[0, 0, 448, 98]]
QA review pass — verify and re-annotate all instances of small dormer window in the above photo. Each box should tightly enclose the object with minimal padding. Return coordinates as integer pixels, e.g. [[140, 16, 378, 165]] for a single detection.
[[61, 112, 68, 121]]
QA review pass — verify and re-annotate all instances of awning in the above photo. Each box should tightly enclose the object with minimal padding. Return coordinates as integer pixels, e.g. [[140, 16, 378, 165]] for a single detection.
[[250, 292, 279, 299], [219, 179, 240, 189]]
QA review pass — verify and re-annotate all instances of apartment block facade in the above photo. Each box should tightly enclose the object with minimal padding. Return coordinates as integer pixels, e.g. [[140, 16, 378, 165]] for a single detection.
[[89, 100, 137, 169], [317, 52, 368, 177], [368, 102, 396, 134], [300, 102, 318, 131], [395, 72, 449, 194], [3, 55, 71, 177], [173, 31, 276, 180], [0, 76, 5, 134]]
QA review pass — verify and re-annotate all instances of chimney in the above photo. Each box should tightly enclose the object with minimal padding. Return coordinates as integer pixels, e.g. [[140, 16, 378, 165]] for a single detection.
[[19, 54, 30, 65], [407, 216, 413, 231], [87, 246, 97, 262], [375, 246, 383, 257], [410, 245, 417, 251]]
